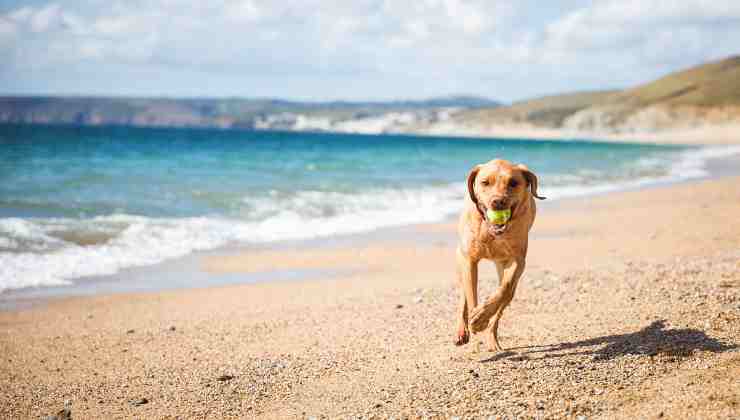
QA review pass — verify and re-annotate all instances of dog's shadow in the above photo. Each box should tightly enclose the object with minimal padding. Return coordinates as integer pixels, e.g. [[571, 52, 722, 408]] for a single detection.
[[481, 319, 736, 363]]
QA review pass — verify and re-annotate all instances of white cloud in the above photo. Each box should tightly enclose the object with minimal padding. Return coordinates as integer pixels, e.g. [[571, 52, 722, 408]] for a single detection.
[[92, 15, 140, 36], [29, 3, 61, 32], [225, 0, 262, 21], [577, 0, 740, 24], [545, 0, 740, 52], [8, 6, 34, 22], [0, 17, 17, 38], [0, 0, 738, 100]]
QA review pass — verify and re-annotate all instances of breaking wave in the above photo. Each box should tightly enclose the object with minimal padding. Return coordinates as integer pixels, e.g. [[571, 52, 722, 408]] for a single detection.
[[1, 145, 738, 292]]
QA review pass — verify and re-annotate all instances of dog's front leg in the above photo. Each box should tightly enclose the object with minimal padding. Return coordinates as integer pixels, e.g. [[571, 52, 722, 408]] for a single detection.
[[454, 246, 478, 346], [469, 257, 525, 337]]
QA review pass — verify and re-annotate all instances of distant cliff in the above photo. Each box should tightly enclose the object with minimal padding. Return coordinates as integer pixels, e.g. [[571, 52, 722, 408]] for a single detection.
[[0, 95, 499, 133], [422, 55, 740, 138]]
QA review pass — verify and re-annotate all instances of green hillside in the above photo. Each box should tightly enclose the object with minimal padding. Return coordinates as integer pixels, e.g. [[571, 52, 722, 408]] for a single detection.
[[607, 55, 740, 107], [455, 55, 740, 129], [459, 90, 617, 127]]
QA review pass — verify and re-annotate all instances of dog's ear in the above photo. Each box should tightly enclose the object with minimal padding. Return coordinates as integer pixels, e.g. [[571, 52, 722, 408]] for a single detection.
[[467, 164, 486, 218], [517, 164, 546, 200]]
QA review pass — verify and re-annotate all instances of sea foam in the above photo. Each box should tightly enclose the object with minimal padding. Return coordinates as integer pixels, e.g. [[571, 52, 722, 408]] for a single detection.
[[1, 145, 738, 292]]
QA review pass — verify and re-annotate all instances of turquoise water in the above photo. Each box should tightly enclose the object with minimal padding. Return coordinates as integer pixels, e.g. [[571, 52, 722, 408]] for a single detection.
[[0, 124, 713, 291]]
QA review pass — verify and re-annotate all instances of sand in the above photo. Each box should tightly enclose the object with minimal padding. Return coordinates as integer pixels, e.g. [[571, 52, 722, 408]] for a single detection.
[[2, 176, 740, 419], [414, 122, 740, 146]]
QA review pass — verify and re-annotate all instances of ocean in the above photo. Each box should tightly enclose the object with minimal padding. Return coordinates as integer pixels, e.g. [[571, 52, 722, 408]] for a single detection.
[[0, 124, 733, 292]]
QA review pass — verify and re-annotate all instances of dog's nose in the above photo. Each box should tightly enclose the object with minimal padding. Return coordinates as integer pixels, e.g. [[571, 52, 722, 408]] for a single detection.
[[491, 198, 508, 210]]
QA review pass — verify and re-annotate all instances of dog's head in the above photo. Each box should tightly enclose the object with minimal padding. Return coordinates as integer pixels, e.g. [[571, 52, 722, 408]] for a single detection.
[[467, 159, 545, 235]]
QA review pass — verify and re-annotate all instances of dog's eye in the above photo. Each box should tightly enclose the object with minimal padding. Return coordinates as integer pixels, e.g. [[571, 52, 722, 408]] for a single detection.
[[481, 180, 489, 186], [509, 180, 519, 188]]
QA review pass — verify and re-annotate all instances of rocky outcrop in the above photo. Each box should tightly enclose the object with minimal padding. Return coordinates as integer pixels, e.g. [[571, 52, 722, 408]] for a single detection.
[[562, 105, 740, 134]]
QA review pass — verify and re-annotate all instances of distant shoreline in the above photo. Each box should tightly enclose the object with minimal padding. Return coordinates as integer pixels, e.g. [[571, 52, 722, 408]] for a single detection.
[[409, 122, 740, 146], [3, 120, 739, 146], [3, 55, 740, 148]]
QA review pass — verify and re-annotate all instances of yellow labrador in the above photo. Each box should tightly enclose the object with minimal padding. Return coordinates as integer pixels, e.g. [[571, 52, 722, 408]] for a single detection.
[[454, 159, 545, 350]]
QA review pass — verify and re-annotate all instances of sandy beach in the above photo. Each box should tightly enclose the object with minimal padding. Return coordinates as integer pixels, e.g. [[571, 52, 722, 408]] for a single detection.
[[1, 166, 739, 419], [414, 122, 740, 146]]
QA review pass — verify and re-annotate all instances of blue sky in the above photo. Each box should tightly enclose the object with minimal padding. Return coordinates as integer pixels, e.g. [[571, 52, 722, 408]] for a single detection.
[[1, 0, 738, 102]]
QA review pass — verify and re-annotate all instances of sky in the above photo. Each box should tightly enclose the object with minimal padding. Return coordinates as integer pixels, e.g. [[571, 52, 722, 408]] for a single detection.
[[1, 0, 739, 102]]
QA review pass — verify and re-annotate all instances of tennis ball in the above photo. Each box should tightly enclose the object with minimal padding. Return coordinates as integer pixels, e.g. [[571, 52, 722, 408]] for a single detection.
[[486, 208, 511, 224]]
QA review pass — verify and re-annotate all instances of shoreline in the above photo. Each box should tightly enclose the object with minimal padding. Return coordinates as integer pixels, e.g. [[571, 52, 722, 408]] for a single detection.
[[2, 146, 740, 309], [4, 120, 740, 147], [408, 119, 740, 146]]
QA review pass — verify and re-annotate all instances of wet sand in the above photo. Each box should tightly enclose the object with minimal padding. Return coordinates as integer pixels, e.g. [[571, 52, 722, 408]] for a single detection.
[[1, 175, 740, 419]]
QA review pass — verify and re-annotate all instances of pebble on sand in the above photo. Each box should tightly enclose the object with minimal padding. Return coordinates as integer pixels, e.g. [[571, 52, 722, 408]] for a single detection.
[[43, 407, 71, 420]]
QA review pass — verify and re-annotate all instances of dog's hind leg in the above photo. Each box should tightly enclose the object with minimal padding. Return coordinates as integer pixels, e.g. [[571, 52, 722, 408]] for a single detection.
[[469, 257, 525, 335]]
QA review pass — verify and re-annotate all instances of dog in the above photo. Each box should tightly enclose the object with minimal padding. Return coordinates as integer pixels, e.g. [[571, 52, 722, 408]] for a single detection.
[[453, 159, 545, 350]]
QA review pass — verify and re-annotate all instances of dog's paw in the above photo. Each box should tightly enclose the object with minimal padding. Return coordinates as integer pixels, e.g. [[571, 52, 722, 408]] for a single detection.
[[453, 327, 469, 346], [486, 330, 503, 352], [469, 305, 494, 333]]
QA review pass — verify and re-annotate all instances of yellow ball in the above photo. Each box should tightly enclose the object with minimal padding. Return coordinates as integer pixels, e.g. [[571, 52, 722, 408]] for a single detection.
[[486, 208, 511, 224]]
